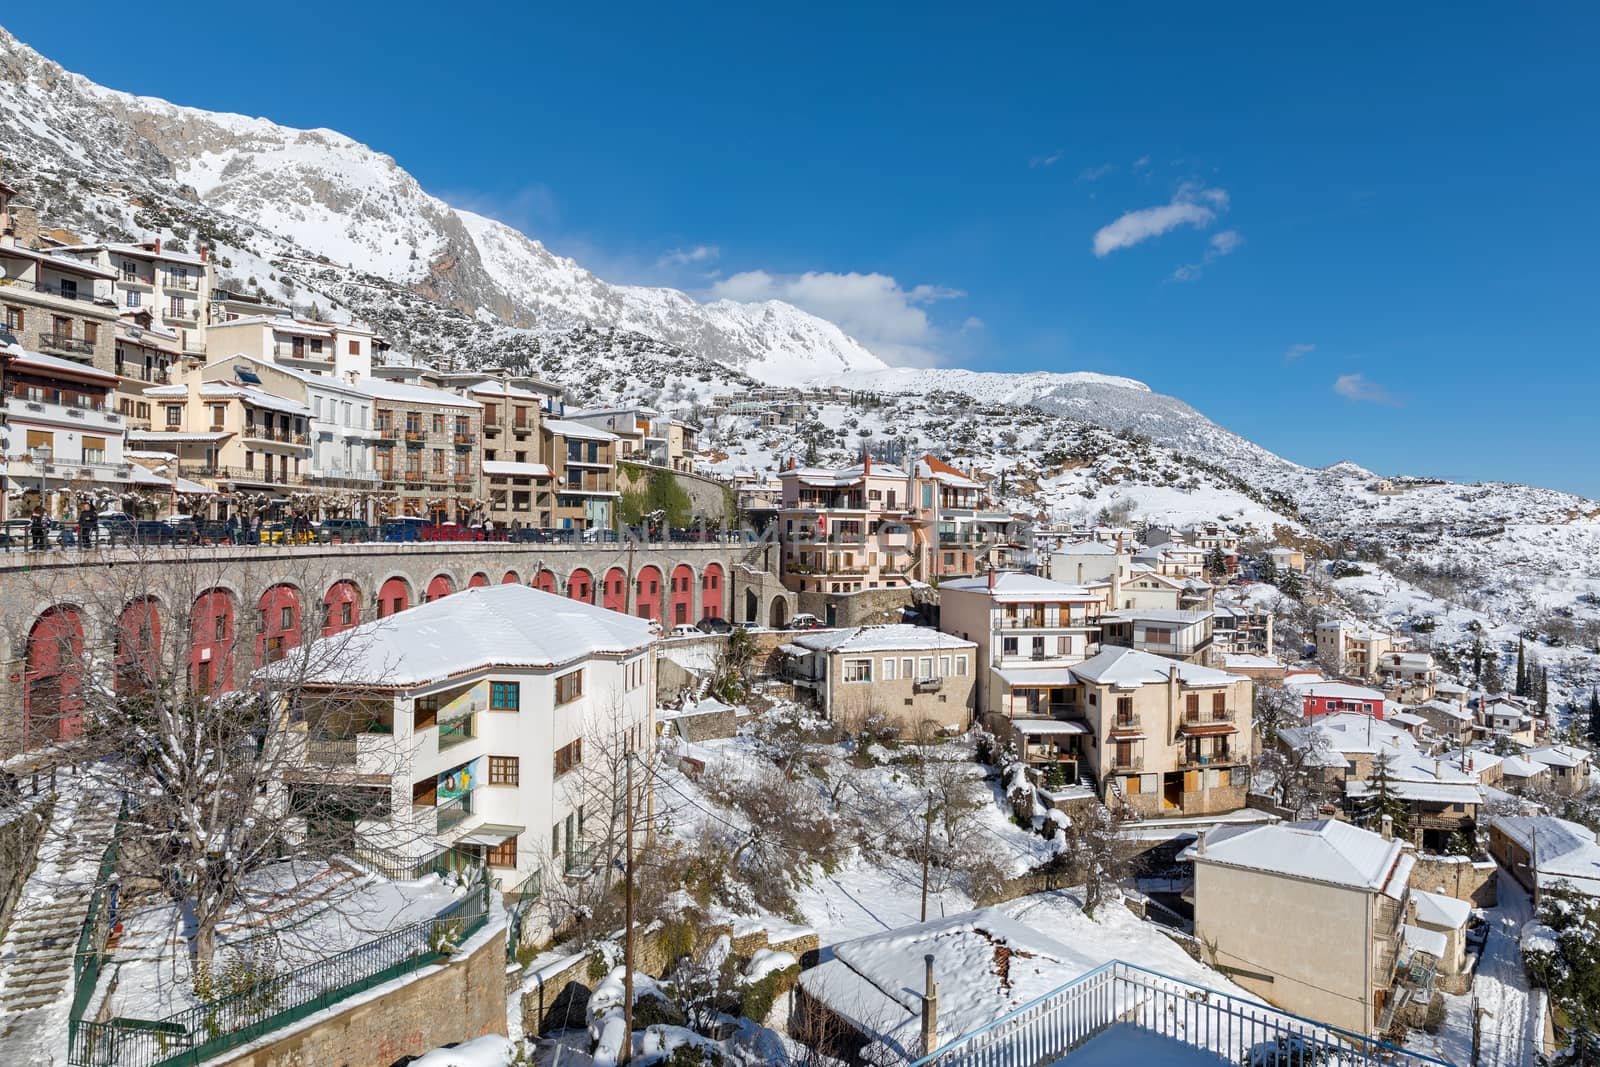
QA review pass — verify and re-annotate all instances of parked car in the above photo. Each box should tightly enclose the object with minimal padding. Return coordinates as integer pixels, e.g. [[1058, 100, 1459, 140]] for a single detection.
[[696, 616, 733, 634], [97, 512, 138, 543], [786, 613, 826, 630], [380, 517, 429, 542], [735, 621, 762, 632], [669, 624, 702, 638], [317, 518, 372, 542]]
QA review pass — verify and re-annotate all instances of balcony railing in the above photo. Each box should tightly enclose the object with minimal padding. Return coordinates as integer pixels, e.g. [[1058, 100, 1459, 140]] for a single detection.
[[564, 840, 599, 876], [305, 736, 359, 766], [907, 960, 1450, 1067], [404, 430, 427, 444], [244, 426, 310, 445], [1110, 713, 1142, 732], [1109, 752, 1143, 771], [913, 676, 942, 693], [0, 276, 117, 307], [39, 333, 96, 356], [436, 795, 472, 834], [438, 718, 475, 750]]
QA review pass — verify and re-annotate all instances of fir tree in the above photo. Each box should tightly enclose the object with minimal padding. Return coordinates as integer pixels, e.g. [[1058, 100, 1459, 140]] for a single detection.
[[1472, 637, 1484, 682], [1588, 689, 1600, 748], [1359, 751, 1410, 840], [1278, 568, 1304, 598], [1516, 640, 1528, 697], [1552, 1025, 1600, 1067]]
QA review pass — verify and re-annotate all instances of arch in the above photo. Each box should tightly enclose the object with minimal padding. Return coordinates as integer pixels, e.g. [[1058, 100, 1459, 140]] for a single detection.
[[669, 563, 696, 626], [323, 579, 362, 636], [602, 566, 628, 614], [634, 564, 664, 621], [567, 567, 594, 603], [533, 569, 557, 594], [700, 563, 725, 621], [426, 573, 455, 602], [115, 596, 162, 696], [191, 588, 237, 696], [256, 583, 303, 666], [468, 572, 491, 589], [377, 576, 412, 618], [501, 570, 521, 586], [25, 606, 85, 748], [768, 595, 789, 629]]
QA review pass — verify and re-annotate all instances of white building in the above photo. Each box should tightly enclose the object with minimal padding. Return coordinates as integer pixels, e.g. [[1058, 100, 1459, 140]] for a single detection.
[[56, 239, 213, 358], [0, 343, 135, 517]]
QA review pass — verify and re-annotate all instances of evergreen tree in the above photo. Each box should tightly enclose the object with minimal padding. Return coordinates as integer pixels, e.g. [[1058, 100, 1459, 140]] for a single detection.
[[1552, 1025, 1600, 1067], [1472, 637, 1484, 681], [1539, 665, 1550, 714], [1359, 751, 1410, 840], [1277, 568, 1304, 598], [1258, 557, 1280, 586], [1588, 689, 1600, 747], [1516, 640, 1528, 697]]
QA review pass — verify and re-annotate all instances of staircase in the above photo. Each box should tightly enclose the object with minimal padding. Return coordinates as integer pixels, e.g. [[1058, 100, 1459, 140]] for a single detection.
[[1379, 946, 1440, 1032], [0, 788, 119, 1054]]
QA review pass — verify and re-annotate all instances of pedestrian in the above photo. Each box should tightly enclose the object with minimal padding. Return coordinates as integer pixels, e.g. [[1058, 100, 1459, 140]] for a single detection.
[[85, 502, 98, 549], [30, 507, 47, 551], [77, 502, 89, 548]]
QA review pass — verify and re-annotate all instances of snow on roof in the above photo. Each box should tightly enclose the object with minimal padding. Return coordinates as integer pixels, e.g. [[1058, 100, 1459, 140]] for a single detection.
[[0, 243, 121, 278], [1100, 608, 1212, 625], [2, 342, 119, 382], [68, 240, 207, 267], [1416, 700, 1473, 722], [357, 377, 482, 409], [1222, 654, 1282, 670], [1435, 681, 1468, 694], [1055, 540, 1117, 555], [468, 380, 545, 400], [1411, 889, 1471, 930], [939, 573, 1100, 602], [1290, 681, 1387, 702], [1280, 712, 1413, 756], [1490, 816, 1600, 892], [481, 459, 552, 479], [994, 665, 1079, 688], [126, 466, 213, 494], [294, 584, 654, 688], [1389, 713, 1426, 727], [1499, 756, 1547, 778], [1345, 778, 1482, 805], [1010, 718, 1090, 736], [782, 460, 911, 485], [913, 455, 983, 489], [1071, 647, 1243, 690], [542, 417, 619, 442], [128, 429, 232, 443], [1183, 819, 1412, 897], [1528, 745, 1590, 770], [792, 624, 974, 654], [1401, 924, 1448, 959], [198, 381, 311, 416]]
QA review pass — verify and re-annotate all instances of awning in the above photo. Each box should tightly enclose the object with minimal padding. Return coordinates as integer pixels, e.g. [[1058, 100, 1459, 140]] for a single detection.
[[456, 823, 524, 847], [1011, 718, 1089, 736], [994, 666, 1078, 688], [1179, 723, 1239, 736]]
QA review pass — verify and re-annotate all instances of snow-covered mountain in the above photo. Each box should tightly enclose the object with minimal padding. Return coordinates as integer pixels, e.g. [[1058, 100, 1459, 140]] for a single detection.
[[0, 25, 885, 385]]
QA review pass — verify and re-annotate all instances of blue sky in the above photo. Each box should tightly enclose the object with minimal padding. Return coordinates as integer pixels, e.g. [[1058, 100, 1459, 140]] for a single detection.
[[8, 5, 1599, 494]]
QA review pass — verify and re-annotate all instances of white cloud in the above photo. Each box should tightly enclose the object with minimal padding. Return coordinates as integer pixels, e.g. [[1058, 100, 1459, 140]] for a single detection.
[[1172, 229, 1244, 281], [657, 244, 720, 268], [961, 316, 985, 332], [1030, 149, 1065, 169], [1284, 342, 1316, 362], [1333, 373, 1399, 406], [1093, 184, 1229, 257], [709, 270, 964, 366], [1132, 155, 1151, 170], [1078, 162, 1117, 182]]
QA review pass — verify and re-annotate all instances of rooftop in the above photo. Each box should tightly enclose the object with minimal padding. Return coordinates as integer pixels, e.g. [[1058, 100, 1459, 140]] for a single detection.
[[1071, 647, 1244, 690], [1183, 819, 1412, 897], [791, 623, 975, 655], [940, 572, 1100, 602]]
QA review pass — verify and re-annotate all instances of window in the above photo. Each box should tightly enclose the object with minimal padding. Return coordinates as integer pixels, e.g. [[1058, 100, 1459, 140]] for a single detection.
[[488, 756, 520, 786], [955, 656, 968, 676], [3, 306, 21, 329], [432, 413, 445, 433], [280, 606, 293, 630], [881, 658, 897, 681], [486, 835, 517, 868], [83, 322, 98, 345], [348, 339, 360, 355], [843, 658, 872, 683], [169, 297, 186, 318], [939, 655, 952, 677], [625, 658, 645, 690], [166, 404, 183, 428], [556, 669, 583, 705], [1116, 696, 1134, 725], [340, 601, 353, 626], [25, 429, 53, 454], [82, 436, 106, 464], [1212, 692, 1226, 717], [490, 681, 520, 710], [1002, 637, 1018, 656], [555, 738, 583, 776], [918, 657, 934, 679], [1186, 693, 1200, 720]]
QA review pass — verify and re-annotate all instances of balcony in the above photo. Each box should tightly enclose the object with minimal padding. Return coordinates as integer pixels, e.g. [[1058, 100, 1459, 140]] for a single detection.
[[373, 424, 397, 441], [0, 276, 117, 307], [4, 396, 123, 429], [38, 332, 96, 357], [1109, 713, 1142, 733], [438, 717, 475, 751], [403, 430, 427, 445], [564, 840, 599, 877], [1108, 752, 1143, 771], [913, 676, 943, 693], [162, 278, 199, 294], [436, 795, 472, 835], [1179, 749, 1238, 769]]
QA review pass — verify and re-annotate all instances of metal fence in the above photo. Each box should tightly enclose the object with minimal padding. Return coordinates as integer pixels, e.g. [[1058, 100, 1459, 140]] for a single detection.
[[68, 881, 491, 1067], [69, 800, 127, 1032], [907, 960, 1454, 1067]]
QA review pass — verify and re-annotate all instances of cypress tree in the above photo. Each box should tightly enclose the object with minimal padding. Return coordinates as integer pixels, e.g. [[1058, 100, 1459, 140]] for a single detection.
[[1516, 640, 1528, 697], [1360, 751, 1410, 840], [1589, 689, 1600, 747]]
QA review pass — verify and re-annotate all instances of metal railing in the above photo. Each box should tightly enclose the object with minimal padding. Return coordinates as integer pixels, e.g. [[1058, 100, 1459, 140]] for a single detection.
[[907, 960, 1452, 1067], [304, 736, 358, 766], [40, 332, 97, 356], [69, 881, 491, 1067], [69, 799, 128, 1037], [1108, 752, 1143, 771], [0, 275, 118, 306], [435, 795, 472, 834]]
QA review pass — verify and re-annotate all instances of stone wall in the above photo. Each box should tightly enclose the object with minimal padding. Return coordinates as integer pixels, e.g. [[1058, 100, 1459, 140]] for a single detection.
[[795, 585, 938, 628], [617, 464, 734, 525], [0, 792, 52, 931], [1407, 853, 1499, 908], [216, 922, 507, 1067]]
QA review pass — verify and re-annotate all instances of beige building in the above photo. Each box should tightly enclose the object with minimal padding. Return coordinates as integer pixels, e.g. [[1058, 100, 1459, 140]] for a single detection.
[[1185, 819, 1416, 1035], [470, 380, 554, 528], [138, 365, 313, 497], [205, 315, 382, 381], [56, 240, 212, 359], [1525, 744, 1592, 797], [1490, 815, 1600, 899], [785, 624, 976, 737], [779, 457, 921, 593], [1075, 647, 1253, 817], [365, 377, 483, 522], [541, 418, 620, 531], [1317, 621, 1402, 678], [0, 242, 119, 373]]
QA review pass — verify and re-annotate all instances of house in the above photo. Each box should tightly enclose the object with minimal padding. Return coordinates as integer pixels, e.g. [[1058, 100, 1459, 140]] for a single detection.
[[1498, 755, 1550, 793], [1412, 699, 1474, 746], [1183, 819, 1415, 1035], [1073, 647, 1253, 818], [1290, 679, 1387, 719], [1265, 545, 1306, 573], [0, 241, 119, 375], [1220, 653, 1288, 682], [55, 239, 213, 358], [784, 624, 976, 737], [1479, 696, 1537, 747], [1086, 564, 1188, 612], [1489, 815, 1600, 899], [1315, 622, 1401, 679], [361, 376, 484, 522], [541, 418, 620, 530], [938, 572, 1104, 721], [1047, 539, 1120, 585], [1406, 890, 1473, 994], [1525, 745, 1592, 797], [909, 454, 1015, 580], [1343, 754, 1481, 853], [469, 380, 555, 528], [1097, 608, 1215, 663], [205, 315, 379, 380], [275, 584, 655, 916], [1376, 651, 1438, 702], [110, 310, 190, 427], [0, 343, 135, 520], [1211, 601, 1274, 656]]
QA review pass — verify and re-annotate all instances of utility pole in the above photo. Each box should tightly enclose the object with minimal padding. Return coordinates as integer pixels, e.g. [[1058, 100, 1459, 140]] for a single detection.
[[622, 750, 635, 1064], [920, 791, 934, 922]]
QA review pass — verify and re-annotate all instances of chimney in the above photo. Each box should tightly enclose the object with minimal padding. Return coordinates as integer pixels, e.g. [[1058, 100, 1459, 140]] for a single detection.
[[1381, 814, 1394, 841], [153, 237, 161, 255], [200, 245, 208, 263], [920, 954, 940, 1057], [1195, 829, 1208, 855], [988, 567, 996, 591]]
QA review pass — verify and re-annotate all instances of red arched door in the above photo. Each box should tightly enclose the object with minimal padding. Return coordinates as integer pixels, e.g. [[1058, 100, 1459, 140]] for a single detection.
[[116, 597, 161, 695], [635, 565, 664, 621], [323, 580, 361, 636], [669, 564, 695, 625], [426, 574, 455, 602], [501, 570, 521, 585], [257, 584, 302, 665], [568, 568, 594, 603], [603, 566, 628, 613], [534, 569, 557, 593], [191, 589, 236, 696], [468, 572, 491, 589], [378, 577, 411, 617], [701, 563, 725, 620], [26, 606, 85, 748]]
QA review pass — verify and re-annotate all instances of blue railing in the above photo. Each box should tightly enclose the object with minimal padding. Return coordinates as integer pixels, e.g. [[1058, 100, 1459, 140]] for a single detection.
[[907, 960, 1454, 1067]]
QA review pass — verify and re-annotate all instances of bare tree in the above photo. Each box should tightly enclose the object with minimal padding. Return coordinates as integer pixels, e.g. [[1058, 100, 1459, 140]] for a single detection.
[[1055, 800, 1136, 918]]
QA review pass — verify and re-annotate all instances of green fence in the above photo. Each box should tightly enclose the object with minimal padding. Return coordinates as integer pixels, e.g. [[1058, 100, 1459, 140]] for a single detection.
[[68, 881, 492, 1067], [69, 798, 127, 1034]]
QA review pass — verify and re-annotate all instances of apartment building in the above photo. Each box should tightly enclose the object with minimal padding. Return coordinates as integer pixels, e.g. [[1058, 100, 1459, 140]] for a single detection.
[[1316, 621, 1403, 678], [110, 310, 189, 428], [1211, 601, 1274, 656], [909, 455, 1015, 579], [1075, 647, 1253, 817], [471, 380, 553, 527], [1185, 819, 1415, 1035], [566, 405, 698, 472], [0, 242, 119, 372], [56, 240, 212, 357], [542, 418, 620, 530], [207, 286, 290, 325], [1098, 608, 1215, 663], [365, 378, 483, 521], [138, 365, 313, 495], [1375, 651, 1438, 702], [779, 457, 916, 593], [785, 624, 977, 737], [938, 573, 1104, 721], [0, 345, 135, 520], [277, 584, 655, 910], [205, 315, 381, 380]]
